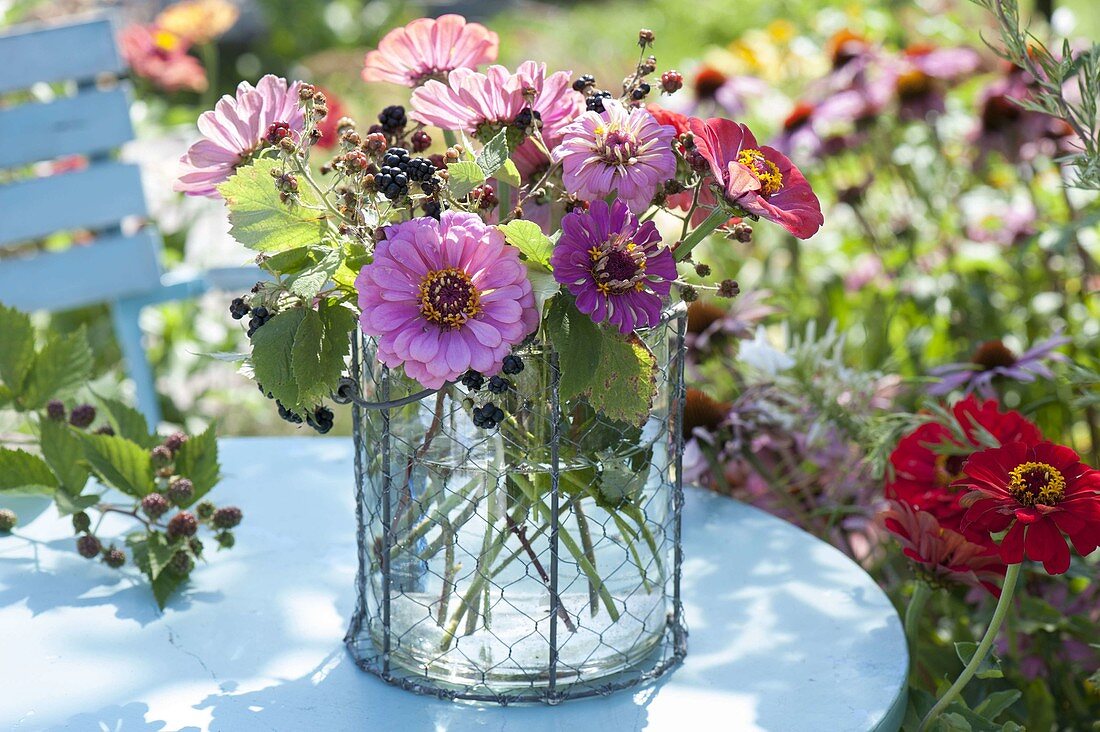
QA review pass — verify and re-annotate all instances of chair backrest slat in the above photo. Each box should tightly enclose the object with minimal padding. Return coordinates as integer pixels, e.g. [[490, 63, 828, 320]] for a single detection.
[[0, 161, 147, 247], [0, 17, 122, 93], [0, 86, 135, 169], [0, 230, 162, 311]]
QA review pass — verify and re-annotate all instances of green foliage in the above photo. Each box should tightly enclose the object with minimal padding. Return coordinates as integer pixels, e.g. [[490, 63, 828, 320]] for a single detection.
[[128, 532, 187, 609], [218, 157, 329, 252], [81, 434, 154, 498], [174, 425, 220, 507], [38, 419, 90, 496], [250, 308, 308, 409], [447, 161, 486, 198], [0, 303, 35, 400], [291, 303, 357, 408], [499, 220, 553, 271], [475, 126, 520, 181], [0, 448, 59, 494], [95, 395, 159, 449]]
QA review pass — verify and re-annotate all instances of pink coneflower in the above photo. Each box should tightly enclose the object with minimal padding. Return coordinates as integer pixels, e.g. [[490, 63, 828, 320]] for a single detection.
[[928, 333, 1069, 398], [175, 75, 304, 198], [685, 291, 779, 351], [552, 100, 677, 213], [356, 212, 538, 389], [361, 14, 499, 87], [550, 198, 677, 333], [410, 61, 581, 142], [885, 43, 981, 120], [119, 24, 207, 94], [688, 117, 823, 238]]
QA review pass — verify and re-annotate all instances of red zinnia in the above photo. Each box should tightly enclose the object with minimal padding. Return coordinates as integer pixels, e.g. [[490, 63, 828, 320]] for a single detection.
[[687, 117, 823, 238], [880, 500, 1006, 596], [886, 396, 1041, 535], [958, 442, 1100, 575]]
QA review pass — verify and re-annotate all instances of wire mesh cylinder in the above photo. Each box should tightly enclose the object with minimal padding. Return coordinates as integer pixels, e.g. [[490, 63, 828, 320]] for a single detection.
[[344, 305, 688, 703]]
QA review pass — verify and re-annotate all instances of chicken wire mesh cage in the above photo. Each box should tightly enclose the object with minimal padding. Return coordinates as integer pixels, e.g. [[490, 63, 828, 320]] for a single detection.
[[339, 303, 688, 704]]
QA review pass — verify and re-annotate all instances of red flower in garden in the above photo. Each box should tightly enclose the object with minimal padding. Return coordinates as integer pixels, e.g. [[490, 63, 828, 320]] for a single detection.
[[880, 500, 1006, 596], [887, 396, 1041, 535], [315, 88, 346, 149], [687, 117, 823, 238], [958, 442, 1100, 575]]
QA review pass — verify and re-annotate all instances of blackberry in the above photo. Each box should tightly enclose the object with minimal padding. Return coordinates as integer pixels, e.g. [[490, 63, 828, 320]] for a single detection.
[[151, 444, 174, 467], [586, 91, 613, 113], [487, 375, 510, 394], [501, 354, 524, 375], [229, 297, 250, 320], [512, 107, 542, 130], [167, 478, 194, 506], [375, 167, 409, 200], [247, 305, 273, 337], [94, 425, 115, 436], [46, 400, 66, 421], [277, 401, 304, 424], [265, 121, 292, 145], [472, 402, 506, 430], [167, 512, 199, 540], [77, 534, 101, 558], [630, 82, 651, 101], [422, 201, 442, 220], [216, 531, 236, 549], [307, 406, 334, 434], [460, 370, 485, 391], [69, 404, 96, 429], [72, 511, 91, 533], [142, 493, 171, 520], [196, 500, 216, 520], [213, 506, 243, 530], [0, 509, 17, 532], [382, 147, 410, 169], [406, 157, 435, 183], [164, 432, 188, 453], [169, 550, 194, 576], [572, 73, 595, 92], [378, 105, 407, 134], [103, 546, 126, 568], [410, 129, 432, 153], [718, 279, 741, 298], [660, 70, 683, 94]]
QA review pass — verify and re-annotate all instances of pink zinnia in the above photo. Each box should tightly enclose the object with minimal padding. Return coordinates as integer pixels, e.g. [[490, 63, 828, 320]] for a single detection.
[[411, 61, 581, 142], [119, 24, 207, 94], [687, 117, 823, 239], [553, 100, 677, 213], [362, 14, 499, 88], [356, 212, 539, 389], [175, 75, 304, 198]]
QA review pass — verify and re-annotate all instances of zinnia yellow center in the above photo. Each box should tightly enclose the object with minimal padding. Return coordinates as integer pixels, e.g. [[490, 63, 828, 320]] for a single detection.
[[418, 268, 481, 329], [1007, 461, 1065, 506], [737, 148, 783, 196]]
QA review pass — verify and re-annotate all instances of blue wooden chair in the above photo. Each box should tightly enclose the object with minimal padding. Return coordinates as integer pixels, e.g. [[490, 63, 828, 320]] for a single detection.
[[0, 15, 260, 427]]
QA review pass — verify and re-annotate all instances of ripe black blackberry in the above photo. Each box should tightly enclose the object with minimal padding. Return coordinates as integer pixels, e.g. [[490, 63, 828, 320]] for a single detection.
[[410, 129, 432, 152], [501, 354, 524, 375], [586, 91, 613, 113], [229, 297, 249, 320], [460, 370, 485, 391], [375, 167, 409, 200], [630, 82, 651, 101], [247, 306, 273, 337], [69, 404, 96, 429], [307, 406, 334, 434], [277, 401, 303, 424], [422, 201, 442, 220], [472, 403, 506, 430], [512, 107, 542, 130], [572, 74, 595, 92], [406, 157, 435, 183], [487, 375, 510, 394], [378, 105, 407, 134], [46, 400, 65, 421]]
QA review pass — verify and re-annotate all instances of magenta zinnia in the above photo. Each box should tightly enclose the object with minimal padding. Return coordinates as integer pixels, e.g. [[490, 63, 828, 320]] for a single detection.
[[551, 198, 677, 333], [175, 75, 304, 198], [361, 14, 499, 88], [356, 212, 539, 389], [553, 100, 677, 213]]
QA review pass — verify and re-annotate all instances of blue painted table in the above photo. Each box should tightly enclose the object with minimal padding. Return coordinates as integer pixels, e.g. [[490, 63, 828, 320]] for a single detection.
[[0, 438, 907, 731]]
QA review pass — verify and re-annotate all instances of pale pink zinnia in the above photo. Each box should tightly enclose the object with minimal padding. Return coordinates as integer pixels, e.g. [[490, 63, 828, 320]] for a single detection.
[[356, 212, 539, 389], [119, 24, 207, 94], [362, 14, 499, 88], [175, 75, 304, 198], [553, 100, 677, 213], [411, 61, 581, 142]]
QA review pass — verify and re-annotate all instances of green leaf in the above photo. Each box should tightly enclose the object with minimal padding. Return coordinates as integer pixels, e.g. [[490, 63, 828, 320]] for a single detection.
[[543, 294, 602, 401], [954, 641, 1004, 679], [0, 302, 35, 397], [54, 491, 99, 516], [973, 690, 1021, 720], [82, 434, 154, 498], [287, 250, 340, 300], [447, 161, 486, 198], [291, 303, 355, 408], [499, 220, 553, 271], [475, 126, 516, 179], [251, 308, 307, 409], [95, 395, 157, 449], [173, 424, 220, 507], [264, 246, 316, 275], [218, 158, 329, 253], [0, 448, 59, 494], [129, 532, 186, 607], [496, 159, 522, 188], [583, 330, 657, 426], [20, 328, 93, 409], [39, 419, 90, 496]]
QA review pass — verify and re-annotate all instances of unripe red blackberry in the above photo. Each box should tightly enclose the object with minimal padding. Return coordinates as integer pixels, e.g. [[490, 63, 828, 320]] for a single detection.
[[164, 432, 188, 453], [151, 445, 173, 467], [77, 534, 102, 558], [660, 70, 684, 94], [196, 500, 216, 520], [46, 400, 66, 421], [410, 129, 431, 153], [72, 511, 91, 533], [167, 512, 199, 540], [167, 478, 194, 506], [69, 404, 96, 429], [168, 551, 194, 576], [364, 132, 387, 152], [344, 150, 369, 172], [0, 509, 16, 532], [213, 506, 243, 529], [103, 546, 126, 568], [265, 121, 292, 144], [141, 493, 170, 520]]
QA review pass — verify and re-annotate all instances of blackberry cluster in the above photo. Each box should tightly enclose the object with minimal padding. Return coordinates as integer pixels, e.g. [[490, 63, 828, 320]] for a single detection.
[[512, 107, 542, 130], [487, 375, 510, 394], [378, 105, 407, 134], [229, 297, 249, 320], [277, 401, 303, 424], [307, 406, 334, 434], [376, 147, 411, 200], [406, 156, 437, 193], [501, 354, 525, 375], [586, 91, 613, 113], [472, 402, 505, 430], [69, 404, 96, 429], [660, 70, 683, 94], [247, 306, 272, 337], [460, 370, 485, 391], [572, 74, 595, 92], [422, 201, 442, 220], [142, 493, 170, 520], [630, 82, 651, 101]]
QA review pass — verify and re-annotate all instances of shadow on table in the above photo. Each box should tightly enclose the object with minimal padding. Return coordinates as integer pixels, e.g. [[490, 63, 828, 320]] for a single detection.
[[55, 702, 196, 731]]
